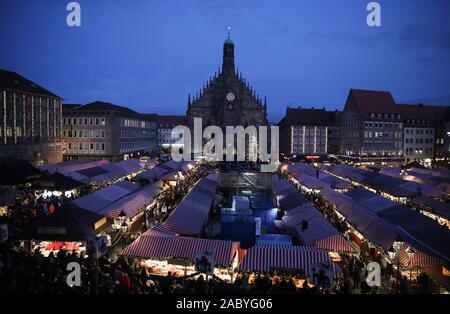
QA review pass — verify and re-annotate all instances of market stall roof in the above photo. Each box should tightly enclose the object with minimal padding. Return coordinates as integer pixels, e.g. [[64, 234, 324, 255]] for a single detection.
[[361, 175, 419, 198], [195, 173, 219, 195], [92, 183, 137, 202], [72, 194, 113, 213], [37, 172, 85, 191], [379, 206, 450, 262], [76, 166, 110, 178], [115, 180, 141, 192], [20, 203, 112, 242], [413, 196, 450, 220], [271, 175, 293, 194], [122, 230, 240, 266], [330, 164, 375, 183], [288, 163, 317, 177], [0, 157, 41, 185], [39, 160, 110, 175], [238, 245, 340, 277], [321, 187, 362, 220], [115, 159, 142, 174], [0, 186, 25, 206], [140, 180, 164, 199], [99, 190, 152, 218], [275, 189, 309, 212], [282, 203, 354, 252], [156, 174, 219, 236], [318, 173, 353, 190], [345, 188, 397, 214], [408, 167, 450, 180]]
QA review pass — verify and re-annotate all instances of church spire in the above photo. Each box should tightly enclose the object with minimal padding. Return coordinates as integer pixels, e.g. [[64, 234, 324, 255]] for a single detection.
[[223, 26, 235, 76]]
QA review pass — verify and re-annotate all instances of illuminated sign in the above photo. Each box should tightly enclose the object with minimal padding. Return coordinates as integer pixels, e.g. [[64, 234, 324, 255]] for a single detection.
[[94, 217, 108, 231]]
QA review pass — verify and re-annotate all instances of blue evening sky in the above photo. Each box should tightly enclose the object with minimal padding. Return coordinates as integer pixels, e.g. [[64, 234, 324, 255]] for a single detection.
[[1, 0, 449, 122]]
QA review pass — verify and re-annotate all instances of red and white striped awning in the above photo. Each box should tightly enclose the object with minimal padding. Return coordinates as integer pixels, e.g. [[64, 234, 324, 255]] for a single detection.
[[238, 245, 340, 277], [398, 243, 445, 267], [312, 234, 355, 253], [122, 230, 240, 267]]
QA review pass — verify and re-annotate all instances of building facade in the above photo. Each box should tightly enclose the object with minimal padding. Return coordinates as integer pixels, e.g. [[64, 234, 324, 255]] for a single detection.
[[62, 101, 157, 161], [156, 115, 186, 150], [326, 110, 342, 155], [340, 89, 404, 158], [397, 104, 448, 162], [278, 107, 337, 157], [445, 108, 450, 157], [0, 69, 63, 165], [186, 33, 268, 156]]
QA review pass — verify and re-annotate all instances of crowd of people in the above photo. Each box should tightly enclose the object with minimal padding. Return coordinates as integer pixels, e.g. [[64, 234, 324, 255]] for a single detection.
[[0, 158, 442, 295], [146, 161, 217, 224]]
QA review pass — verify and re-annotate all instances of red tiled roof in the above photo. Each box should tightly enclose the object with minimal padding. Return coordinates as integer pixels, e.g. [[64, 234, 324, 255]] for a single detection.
[[279, 107, 330, 126], [395, 103, 448, 122], [348, 89, 397, 120]]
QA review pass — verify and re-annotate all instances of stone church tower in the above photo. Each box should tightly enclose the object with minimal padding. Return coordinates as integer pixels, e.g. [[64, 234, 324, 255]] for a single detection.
[[186, 32, 268, 131]]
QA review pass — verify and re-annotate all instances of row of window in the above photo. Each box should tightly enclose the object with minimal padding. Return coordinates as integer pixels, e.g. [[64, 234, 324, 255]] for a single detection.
[[66, 142, 105, 154], [292, 147, 326, 154], [292, 127, 327, 136], [119, 141, 153, 153], [120, 118, 155, 129], [364, 122, 401, 129], [159, 139, 183, 144], [292, 137, 326, 144], [120, 130, 155, 139], [63, 117, 106, 126], [364, 131, 403, 139], [369, 113, 401, 120], [406, 120, 432, 125], [405, 138, 433, 144], [63, 130, 105, 139], [405, 129, 433, 135]]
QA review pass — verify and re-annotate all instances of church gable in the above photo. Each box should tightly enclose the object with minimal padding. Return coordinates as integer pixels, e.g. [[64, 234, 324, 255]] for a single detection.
[[187, 32, 268, 129]]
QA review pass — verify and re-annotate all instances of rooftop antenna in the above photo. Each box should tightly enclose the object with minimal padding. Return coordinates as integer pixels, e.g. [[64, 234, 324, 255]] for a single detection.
[[227, 26, 232, 40]]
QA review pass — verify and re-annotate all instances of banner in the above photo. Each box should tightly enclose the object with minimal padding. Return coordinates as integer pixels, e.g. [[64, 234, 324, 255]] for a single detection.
[[309, 261, 334, 291], [194, 250, 215, 276], [86, 236, 108, 259]]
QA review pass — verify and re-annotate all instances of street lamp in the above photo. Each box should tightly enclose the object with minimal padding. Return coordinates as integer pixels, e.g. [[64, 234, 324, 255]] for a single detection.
[[118, 210, 127, 224], [406, 246, 416, 281], [393, 236, 404, 252], [388, 235, 404, 293]]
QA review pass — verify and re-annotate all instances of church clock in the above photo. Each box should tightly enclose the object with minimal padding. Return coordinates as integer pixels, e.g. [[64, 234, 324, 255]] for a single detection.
[[226, 92, 235, 102]]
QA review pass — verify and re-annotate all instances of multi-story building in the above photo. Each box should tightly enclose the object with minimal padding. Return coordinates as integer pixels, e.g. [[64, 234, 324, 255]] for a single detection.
[[62, 101, 157, 161], [397, 104, 447, 162], [0, 69, 63, 165], [278, 107, 330, 157], [445, 108, 450, 158], [326, 110, 342, 155], [340, 89, 404, 158], [156, 115, 186, 150]]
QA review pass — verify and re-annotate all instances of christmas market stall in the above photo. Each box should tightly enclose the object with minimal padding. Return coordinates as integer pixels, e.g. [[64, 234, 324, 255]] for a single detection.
[[35, 172, 85, 199], [152, 173, 219, 236], [122, 229, 241, 281], [271, 175, 308, 212], [238, 244, 341, 290], [280, 203, 355, 253], [18, 203, 113, 257]]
